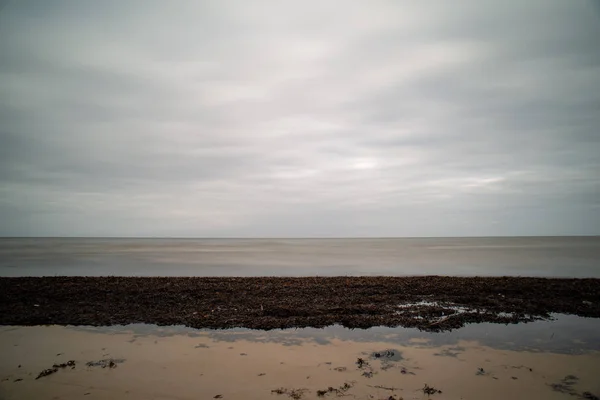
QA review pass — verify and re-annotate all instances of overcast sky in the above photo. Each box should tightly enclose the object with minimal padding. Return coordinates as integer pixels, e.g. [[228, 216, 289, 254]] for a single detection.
[[1, 1, 599, 237]]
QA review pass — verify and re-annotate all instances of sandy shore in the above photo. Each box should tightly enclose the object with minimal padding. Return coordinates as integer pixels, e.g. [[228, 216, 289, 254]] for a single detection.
[[1, 276, 599, 331], [1, 325, 599, 400]]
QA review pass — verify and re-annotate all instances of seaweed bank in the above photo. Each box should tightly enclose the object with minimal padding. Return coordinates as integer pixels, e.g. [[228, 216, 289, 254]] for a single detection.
[[1, 276, 598, 332]]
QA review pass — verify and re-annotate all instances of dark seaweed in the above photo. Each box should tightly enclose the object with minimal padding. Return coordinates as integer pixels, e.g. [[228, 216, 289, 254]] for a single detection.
[[1, 277, 598, 332]]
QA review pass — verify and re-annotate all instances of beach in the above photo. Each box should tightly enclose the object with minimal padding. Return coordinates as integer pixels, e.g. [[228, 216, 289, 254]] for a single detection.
[[2, 241, 600, 399], [2, 0, 598, 397], [1, 323, 599, 400]]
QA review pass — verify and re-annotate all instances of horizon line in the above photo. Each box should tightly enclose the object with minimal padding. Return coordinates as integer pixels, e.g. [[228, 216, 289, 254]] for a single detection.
[[1, 235, 599, 240]]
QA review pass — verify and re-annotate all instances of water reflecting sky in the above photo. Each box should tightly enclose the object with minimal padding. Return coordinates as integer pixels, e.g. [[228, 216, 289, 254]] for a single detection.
[[67, 313, 600, 355]]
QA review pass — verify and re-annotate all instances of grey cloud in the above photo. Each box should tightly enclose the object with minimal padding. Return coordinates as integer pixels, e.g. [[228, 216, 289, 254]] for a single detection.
[[0, 0, 599, 237]]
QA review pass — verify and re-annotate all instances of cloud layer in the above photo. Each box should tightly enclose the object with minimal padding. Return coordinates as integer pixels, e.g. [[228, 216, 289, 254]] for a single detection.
[[1, 0, 599, 237]]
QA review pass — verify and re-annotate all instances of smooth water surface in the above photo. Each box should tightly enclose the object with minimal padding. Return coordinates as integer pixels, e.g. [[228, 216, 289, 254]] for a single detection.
[[1, 236, 599, 277]]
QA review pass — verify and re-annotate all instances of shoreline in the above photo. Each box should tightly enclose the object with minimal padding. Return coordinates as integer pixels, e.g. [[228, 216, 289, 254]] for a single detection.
[[1, 276, 599, 331], [3, 325, 599, 400]]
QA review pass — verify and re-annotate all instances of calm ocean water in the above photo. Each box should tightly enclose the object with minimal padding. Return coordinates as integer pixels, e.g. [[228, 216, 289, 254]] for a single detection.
[[0, 237, 598, 277]]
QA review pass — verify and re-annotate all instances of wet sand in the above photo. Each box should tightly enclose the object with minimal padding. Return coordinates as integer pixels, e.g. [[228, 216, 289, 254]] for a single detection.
[[1, 325, 599, 400], [1, 276, 599, 331]]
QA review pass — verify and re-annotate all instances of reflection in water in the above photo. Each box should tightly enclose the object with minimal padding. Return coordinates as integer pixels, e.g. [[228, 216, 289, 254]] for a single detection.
[[70, 313, 600, 354], [1, 319, 599, 400]]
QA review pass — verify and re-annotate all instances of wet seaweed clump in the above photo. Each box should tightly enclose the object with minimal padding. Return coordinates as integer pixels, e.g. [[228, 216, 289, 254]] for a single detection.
[[366, 384, 399, 392], [362, 370, 374, 378], [86, 358, 125, 368], [373, 350, 395, 358], [35, 360, 77, 379], [316, 382, 355, 397], [36, 368, 58, 379], [582, 392, 599, 400], [271, 388, 308, 400], [548, 375, 598, 399], [549, 375, 579, 395], [356, 357, 376, 378], [422, 384, 442, 396], [53, 360, 76, 369]]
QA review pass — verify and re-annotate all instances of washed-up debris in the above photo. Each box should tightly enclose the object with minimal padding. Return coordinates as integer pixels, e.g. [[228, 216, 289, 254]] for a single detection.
[[36, 368, 58, 379], [476, 367, 486, 376], [2, 277, 599, 332], [316, 382, 355, 397], [258, 373, 266, 376], [36, 360, 77, 379], [333, 367, 347, 372], [366, 384, 398, 391], [372, 350, 397, 359], [548, 375, 579, 395], [370, 349, 403, 372], [213, 395, 223, 399], [13, 378, 23, 382], [271, 388, 308, 400], [362, 370, 374, 378], [356, 357, 376, 378], [53, 360, 76, 369], [86, 358, 125, 368], [547, 375, 596, 399], [422, 384, 442, 395], [508, 364, 533, 372]]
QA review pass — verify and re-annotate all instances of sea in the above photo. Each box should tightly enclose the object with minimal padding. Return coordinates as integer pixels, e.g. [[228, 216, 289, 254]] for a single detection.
[[0, 236, 598, 277]]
